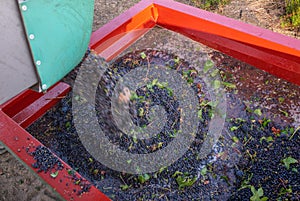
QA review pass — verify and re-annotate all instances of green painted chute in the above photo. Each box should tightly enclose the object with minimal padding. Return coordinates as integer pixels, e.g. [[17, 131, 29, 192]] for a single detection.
[[19, 0, 95, 91]]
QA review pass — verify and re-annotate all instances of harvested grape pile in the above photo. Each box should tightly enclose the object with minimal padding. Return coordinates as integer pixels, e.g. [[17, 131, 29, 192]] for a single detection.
[[95, 49, 206, 155], [96, 50, 182, 155], [229, 117, 300, 200], [27, 49, 300, 201], [30, 145, 63, 173], [28, 50, 238, 200]]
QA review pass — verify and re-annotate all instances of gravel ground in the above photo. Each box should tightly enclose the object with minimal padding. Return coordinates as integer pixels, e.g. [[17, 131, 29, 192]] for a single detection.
[[1, 0, 299, 201]]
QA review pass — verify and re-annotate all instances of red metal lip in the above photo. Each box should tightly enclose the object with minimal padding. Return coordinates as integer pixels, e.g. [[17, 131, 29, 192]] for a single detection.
[[0, 82, 111, 201], [90, 0, 158, 60], [0, 109, 110, 201], [1, 82, 71, 129], [90, 0, 300, 86]]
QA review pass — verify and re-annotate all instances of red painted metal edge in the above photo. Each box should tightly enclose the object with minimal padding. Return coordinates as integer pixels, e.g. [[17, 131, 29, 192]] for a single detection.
[[0, 110, 111, 201], [154, 0, 300, 57], [89, 0, 158, 61], [90, 0, 300, 86], [154, 0, 300, 85], [1, 82, 71, 129], [0, 89, 42, 117]]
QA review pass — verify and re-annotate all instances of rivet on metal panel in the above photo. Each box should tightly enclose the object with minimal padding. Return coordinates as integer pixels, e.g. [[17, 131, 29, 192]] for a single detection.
[[42, 84, 47, 90], [36, 60, 41, 66], [29, 34, 35, 40], [21, 5, 27, 11]]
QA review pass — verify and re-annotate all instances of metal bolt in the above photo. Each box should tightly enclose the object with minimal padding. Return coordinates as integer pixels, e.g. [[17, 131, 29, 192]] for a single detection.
[[36, 60, 41, 66], [29, 34, 35, 40], [42, 84, 47, 90], [22, 5, 27, 11]]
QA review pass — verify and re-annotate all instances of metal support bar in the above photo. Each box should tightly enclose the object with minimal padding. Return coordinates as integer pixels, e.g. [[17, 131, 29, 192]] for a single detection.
[[1, 82, 71, 129], [0, 110, 110, 201], [0, 82, 111, 200]]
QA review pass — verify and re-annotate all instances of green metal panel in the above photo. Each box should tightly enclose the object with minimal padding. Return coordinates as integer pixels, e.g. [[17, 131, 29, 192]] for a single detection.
[[18, 0, 95, 91]]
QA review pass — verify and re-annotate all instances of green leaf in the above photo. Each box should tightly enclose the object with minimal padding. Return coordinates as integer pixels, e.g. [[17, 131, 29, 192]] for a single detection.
[[130, 92, 139, 101], [172, 171, 182, 178], [156, 82, 164, 89], [259, 136, 274, 144], [279, 187, 293, 196], [198, 109, 203, 120], [74, 95, 80, 101], [159, 166, 167, 174], [262, 119, 271, 128], [150, 78, 158, 87], [200, 166, 207, 176], [67, 169, 75, 175], [167, 87, 173, 96], [120, 184, 131, 191], [250, 186, 266, 201], [268, 136, 273, 142], [93, 169, 99, 175], [232, 136, 239, 143], [176, 175, 197, 190], [140, 52, 147, 59], [187, 77, 194, 84], [278, 97, 285, 103], [207, 101, 218, 108], [199, 100, 209, 107], [257, 187, 264, 197], [169, 131, 177, 138], [210, 69, 219, 77], [157, 142, 163, 149], [65, 121, 71, 129], [138, 174, 151, 184], [203, 60, 214, 73], [254, 109, 262, 116], [132, 135, 138, 143], [213, 80, 221, 89], [230, 126, 239, 132], [174, 57, 180, 64], [50, 171, 59, 178], [222, 82, 236, 89], [138, 107, 144, 116], [282, 156, 298, 170]]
